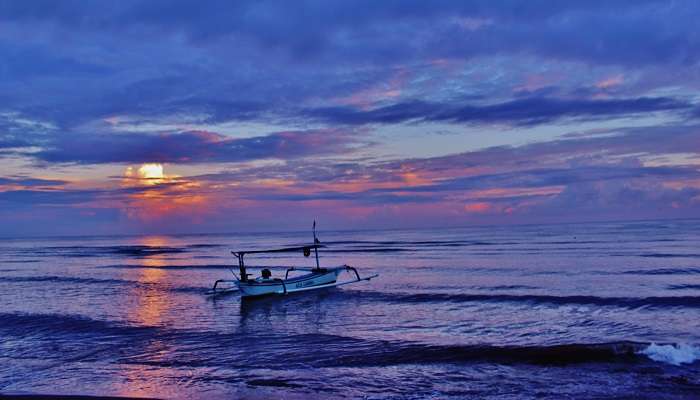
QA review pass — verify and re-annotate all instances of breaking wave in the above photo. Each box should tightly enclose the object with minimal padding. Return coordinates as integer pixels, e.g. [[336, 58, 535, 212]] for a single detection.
[[1, 312, 697, 369], [640, 343, 700, 366], [322, 340, 648, 367]]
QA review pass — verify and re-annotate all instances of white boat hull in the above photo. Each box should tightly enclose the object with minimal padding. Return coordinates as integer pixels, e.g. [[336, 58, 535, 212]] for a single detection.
[[236, 267, 343, 298]]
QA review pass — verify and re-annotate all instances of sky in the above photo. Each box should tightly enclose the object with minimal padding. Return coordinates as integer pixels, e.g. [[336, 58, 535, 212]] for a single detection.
[[1, 0, 700, 236]]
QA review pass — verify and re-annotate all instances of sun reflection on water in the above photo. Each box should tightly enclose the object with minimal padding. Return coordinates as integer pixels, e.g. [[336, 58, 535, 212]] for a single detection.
[[116, 235, 176, 398], [132, 236, 170, 326]]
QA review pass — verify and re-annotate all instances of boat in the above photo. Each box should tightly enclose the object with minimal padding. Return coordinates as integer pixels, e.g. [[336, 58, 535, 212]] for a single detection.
[[208, 222, 378, 298]]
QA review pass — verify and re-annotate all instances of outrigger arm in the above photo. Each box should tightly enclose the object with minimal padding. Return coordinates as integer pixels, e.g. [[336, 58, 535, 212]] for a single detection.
[[276, 267, 378, 295]]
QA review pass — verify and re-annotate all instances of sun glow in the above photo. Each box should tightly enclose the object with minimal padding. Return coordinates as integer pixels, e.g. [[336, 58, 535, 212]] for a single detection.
[[119, 163, 213, 221], [138, 163, 165, 185], [138, 163, 164, 179], [124, 163, 169, 185]]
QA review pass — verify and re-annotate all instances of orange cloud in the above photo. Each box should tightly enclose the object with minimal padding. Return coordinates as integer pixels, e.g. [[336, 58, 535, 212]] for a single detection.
[[464, 202, 492, 213]]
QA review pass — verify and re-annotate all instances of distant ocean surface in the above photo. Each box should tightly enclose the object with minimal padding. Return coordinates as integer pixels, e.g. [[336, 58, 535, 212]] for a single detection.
[[1, 220, 699, 399]]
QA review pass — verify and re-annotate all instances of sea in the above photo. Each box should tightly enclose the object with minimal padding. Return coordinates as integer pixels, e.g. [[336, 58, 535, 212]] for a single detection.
[[1, 219, 699, 399]]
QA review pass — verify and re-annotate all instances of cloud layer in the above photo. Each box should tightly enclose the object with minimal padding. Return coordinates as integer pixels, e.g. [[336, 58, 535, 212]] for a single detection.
[[34, 129, 357, 164], [307, 97, 689, 126]]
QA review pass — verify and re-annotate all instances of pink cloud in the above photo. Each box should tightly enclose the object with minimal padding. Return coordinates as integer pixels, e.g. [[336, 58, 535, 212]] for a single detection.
[[595, 74, 624, 89], [333, 69, 412, 109]]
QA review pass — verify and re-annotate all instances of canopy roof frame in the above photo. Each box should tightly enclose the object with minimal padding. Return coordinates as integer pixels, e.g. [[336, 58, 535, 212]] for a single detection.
[[231, 244, 324, 256], [231, 244, 324, 282]]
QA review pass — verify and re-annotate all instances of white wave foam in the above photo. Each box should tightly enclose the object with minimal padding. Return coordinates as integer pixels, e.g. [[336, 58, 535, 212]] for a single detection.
[[640, 343, 700, 366]]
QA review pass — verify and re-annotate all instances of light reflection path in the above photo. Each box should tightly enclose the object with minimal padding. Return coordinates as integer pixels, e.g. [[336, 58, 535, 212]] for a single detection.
[[116, 235, 182, 398]]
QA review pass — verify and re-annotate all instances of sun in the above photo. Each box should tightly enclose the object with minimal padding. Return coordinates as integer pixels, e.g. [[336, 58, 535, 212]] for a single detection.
[[138, 163, 164, 180], [124, 163, 166, 185]]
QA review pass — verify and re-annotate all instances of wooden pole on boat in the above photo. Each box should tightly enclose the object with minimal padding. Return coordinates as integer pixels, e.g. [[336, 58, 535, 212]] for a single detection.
[[313, 220, 320, 270], [233, 251, 248, 282]]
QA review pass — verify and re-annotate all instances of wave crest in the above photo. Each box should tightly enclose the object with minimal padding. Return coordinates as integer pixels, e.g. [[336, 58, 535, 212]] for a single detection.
[[640, 343, 700, 366]]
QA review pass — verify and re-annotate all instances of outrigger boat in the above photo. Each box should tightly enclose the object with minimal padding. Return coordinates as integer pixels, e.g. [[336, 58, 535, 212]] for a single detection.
[[208, 223, 378, 298]]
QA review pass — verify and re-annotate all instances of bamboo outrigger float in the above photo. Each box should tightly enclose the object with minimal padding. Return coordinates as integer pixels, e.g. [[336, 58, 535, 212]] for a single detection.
[[208, 222, 378, 298]]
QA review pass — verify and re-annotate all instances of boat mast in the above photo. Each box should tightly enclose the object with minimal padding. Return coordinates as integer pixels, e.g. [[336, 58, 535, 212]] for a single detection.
[[233, 251, 248, 282], [313, 220, 320, 270]]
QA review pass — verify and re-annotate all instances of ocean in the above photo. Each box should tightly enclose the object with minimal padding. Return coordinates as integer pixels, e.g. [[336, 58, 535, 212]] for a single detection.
[[1, 220, 699, 399]]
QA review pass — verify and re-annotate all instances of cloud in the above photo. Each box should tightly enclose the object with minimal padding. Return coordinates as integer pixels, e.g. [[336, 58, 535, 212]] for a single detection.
[[0, 189, 99, 205], [371, 165, 700, 194], [1, 1, 694, 67], [0, 176, 67, 187], [2, 122, 700, 234], [245, 190, 439, 205], [0, 134, 32, 149], [0, 112, 51, 148], [306, 96, 689, 126], [34, 129, 358, 164], [226, 164, 700, 210], [392, 124, 700, 175], [181, 124, 700, 216], [0, 0, 698, 151], [197, 123, 700, 183], [528, 180, 700, 221]]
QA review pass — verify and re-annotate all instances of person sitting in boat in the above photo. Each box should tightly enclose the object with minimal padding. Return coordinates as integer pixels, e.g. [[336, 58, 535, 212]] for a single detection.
[[258, 268, 273, 281]]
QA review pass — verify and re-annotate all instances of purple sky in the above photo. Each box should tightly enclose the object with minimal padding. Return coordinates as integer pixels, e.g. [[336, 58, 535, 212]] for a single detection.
[[1, 1, 700, 235]]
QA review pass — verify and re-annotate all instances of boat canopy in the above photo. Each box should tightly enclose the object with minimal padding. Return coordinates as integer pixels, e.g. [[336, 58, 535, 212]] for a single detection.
[[231, 244, 324, 282], [231, 244, 323, 256]]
